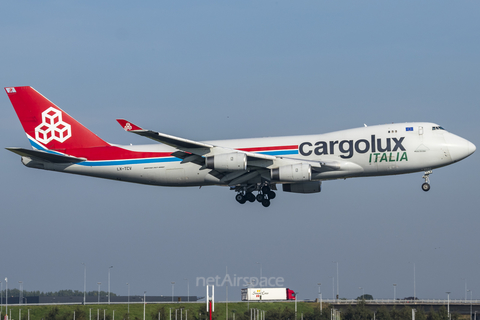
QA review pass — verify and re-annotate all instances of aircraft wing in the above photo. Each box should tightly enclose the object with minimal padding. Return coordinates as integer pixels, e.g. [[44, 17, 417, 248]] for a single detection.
[[116, 119, 339, 185], [116, 119, 277, 161], [6, 147, 86, 163], [117, 119, 213, 154]]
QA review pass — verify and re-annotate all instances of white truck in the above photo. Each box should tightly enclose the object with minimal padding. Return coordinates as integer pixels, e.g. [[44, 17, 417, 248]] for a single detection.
[[241, 288, 296, 301]]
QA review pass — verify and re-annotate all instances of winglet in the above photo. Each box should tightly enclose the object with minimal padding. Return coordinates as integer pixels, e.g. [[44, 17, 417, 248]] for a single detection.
[[116, 119, 144, 131]]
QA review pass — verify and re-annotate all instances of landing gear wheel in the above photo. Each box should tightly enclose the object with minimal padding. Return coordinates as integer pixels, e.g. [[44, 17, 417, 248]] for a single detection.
[[246, 192, 255, 202], [422, 170, 432, 192], [235, 193, 246, 204], [422, 183, 430, 192], [262, 185, 271, 194], [268, 191, 276, 200], [256, 193, 264, 202], [261, 199, 271, 207]]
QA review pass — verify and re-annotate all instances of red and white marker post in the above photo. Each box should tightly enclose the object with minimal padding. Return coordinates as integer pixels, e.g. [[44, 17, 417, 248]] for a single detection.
[[206, 285, 214, 320]]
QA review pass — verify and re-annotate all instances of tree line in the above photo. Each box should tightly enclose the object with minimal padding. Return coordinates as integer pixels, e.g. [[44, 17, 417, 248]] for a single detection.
[[4, 289, 116, 297]]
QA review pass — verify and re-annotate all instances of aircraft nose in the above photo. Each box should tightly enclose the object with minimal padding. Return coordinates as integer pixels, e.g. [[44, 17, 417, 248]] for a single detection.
[[444, 133, 476, 162], [468, 140, 476, 155]]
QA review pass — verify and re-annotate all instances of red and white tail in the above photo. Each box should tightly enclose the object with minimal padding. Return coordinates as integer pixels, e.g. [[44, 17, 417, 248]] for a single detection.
[[5, 86, 109, 151]]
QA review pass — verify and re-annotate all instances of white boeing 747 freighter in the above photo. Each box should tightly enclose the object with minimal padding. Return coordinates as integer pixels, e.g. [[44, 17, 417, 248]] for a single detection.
[[5, 86, 476, 207]]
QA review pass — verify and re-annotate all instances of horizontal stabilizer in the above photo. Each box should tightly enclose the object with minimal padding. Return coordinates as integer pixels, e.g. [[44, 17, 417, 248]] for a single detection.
[[6, 147, 86, 163]]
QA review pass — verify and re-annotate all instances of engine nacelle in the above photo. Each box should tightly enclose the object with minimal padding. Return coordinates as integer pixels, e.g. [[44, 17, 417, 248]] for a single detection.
[[205, 152, 247, 171], [271, 163, 311, 182], [283, 181, 321, 194]]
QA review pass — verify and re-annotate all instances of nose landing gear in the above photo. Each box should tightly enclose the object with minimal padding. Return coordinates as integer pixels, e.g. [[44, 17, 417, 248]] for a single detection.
[[422, 170, 432, 192]]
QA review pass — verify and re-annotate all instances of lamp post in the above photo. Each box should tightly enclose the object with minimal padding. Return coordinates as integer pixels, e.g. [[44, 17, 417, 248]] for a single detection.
[[184, 278, 189, 302], [247, 282, 251, 311], [18, 281, 23, 305], [82, 263, 87, 305], [317, 283, 322, 314], [226, 266, 228, 320], [446, 292, 451, 318], [393, 284, 396, 301], [97, 283, 101, 304], [126, 283, 130, 314], [143, 292, 146, 320], [171, 282, 175, 302], [333, 262, 339, 300], [468, 290, 473, 319], [256, 262, 262, 287], [331, 277, 335, 300], [108, 266, 113, 304], [295, 292, 298, 320], [359, 287, 364, 300], [5, 278, 7, 320], [413, 263, 416, 301]]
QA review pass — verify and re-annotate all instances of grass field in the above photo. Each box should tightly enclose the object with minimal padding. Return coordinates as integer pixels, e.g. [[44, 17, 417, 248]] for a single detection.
[[2, 301, 468, 320], [0, 301, 323, 320]]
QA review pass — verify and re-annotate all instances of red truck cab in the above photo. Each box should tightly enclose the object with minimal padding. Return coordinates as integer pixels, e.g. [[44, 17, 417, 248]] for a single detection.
[[287, 288, 296, 300]]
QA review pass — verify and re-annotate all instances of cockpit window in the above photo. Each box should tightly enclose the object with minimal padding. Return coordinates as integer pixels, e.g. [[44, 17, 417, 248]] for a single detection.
[[432, 126, 445, 131]]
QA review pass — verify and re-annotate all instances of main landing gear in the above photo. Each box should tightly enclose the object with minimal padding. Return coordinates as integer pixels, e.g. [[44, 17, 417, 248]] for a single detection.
[[421, 170, 432, 192], [235, 184, 276, 207]]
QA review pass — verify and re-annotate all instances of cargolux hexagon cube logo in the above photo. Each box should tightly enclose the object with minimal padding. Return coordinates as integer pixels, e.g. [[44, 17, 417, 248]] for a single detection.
[[35, 107, 72, 144]]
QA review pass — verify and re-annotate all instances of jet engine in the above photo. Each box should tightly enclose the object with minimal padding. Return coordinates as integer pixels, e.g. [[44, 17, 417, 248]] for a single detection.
[[205, 152, 247, 170], [271, 163, 311, 182]]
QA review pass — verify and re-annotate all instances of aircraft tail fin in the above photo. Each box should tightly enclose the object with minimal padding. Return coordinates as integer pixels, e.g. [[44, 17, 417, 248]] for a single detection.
[[5, 86, 110, 151]]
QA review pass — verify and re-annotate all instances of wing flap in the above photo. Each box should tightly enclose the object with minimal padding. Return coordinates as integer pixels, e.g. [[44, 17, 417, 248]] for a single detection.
[[171, 151, 205, 166], [312, 161, 341, 171], [228, 171, 260, 185]]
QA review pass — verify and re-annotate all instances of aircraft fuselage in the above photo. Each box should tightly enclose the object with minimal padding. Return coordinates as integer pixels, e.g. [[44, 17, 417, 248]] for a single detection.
[[22, 122, 473, 186]]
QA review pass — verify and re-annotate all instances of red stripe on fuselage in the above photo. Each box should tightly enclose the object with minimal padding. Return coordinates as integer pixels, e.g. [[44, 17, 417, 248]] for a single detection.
[[237, 145, 298, 152]]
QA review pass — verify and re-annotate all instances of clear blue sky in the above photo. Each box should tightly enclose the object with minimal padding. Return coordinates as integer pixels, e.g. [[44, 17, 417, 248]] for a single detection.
[[1, 1, 479, 301]]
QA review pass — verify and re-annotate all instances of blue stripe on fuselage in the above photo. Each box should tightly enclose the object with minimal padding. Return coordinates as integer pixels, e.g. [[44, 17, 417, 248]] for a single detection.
[[26, 137, 299, 166], [77, 157, 180, 166], [259, 150, 298, 156]]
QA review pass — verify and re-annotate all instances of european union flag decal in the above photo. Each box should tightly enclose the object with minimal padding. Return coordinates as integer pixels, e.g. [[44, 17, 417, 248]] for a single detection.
[[406, 127, 413, 131]]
